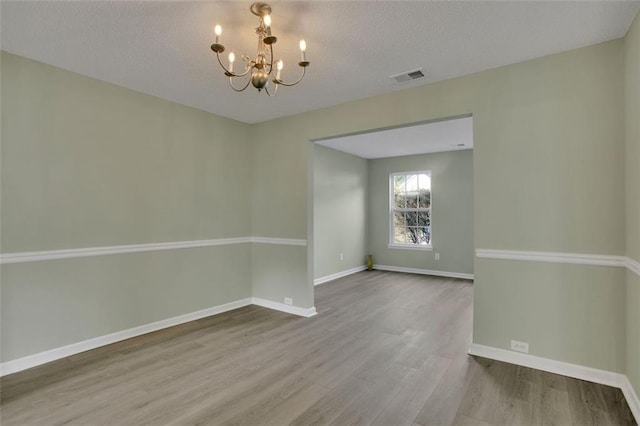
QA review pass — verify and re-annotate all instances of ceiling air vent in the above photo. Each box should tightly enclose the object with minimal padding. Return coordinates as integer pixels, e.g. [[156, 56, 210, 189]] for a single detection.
[[389, 68, 426, 84]]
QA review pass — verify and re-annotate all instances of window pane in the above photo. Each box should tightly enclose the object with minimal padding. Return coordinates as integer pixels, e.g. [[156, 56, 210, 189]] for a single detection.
[[394, 192, 406, 209], [418, 174, 431, 190], [406, 191, 418, 208], [406, 227, 420, 244], [418, 212, 429, 226], [394, 211, 406, 227], [406, 174, 418, 191], [394, 175, 406, 193], [394, 226, 407, 243], [418, 189, 431, 208], [405, 211, 418, 227], [419, 226, 431, 244]]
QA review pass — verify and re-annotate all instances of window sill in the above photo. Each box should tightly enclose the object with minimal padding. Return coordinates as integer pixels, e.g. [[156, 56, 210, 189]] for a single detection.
[[388, 243, 433, 251]]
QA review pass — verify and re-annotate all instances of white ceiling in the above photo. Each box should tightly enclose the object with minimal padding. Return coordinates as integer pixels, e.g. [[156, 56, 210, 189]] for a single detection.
[[2, 1, 639, 124], [315, 115, 473, 159]]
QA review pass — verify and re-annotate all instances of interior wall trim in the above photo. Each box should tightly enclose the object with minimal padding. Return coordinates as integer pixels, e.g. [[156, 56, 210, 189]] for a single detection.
[[621, 375, 640, 423], [250, 237, 308, 247], [0, 236, 307, 265], [476, 249, 640, 277], [314, 265, 368, 286], [374, 264, 474, 280], [0, 296, 317, 377], [626, 257, 640, 276], [476, 249, 626, 267], [468, 343, 639, 423], [251, 297, 317, 317]]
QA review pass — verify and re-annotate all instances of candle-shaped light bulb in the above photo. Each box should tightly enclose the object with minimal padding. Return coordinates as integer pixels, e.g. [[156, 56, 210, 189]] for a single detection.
[[299, 39, 307, 61], [214, 24, 222, 43], [228, 52, 235, 72], [263, 14, 272, 36], [276, 60, 283, 80]]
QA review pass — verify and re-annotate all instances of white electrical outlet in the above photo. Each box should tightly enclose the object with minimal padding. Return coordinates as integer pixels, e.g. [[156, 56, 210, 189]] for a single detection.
[[435, 253, 440, 260], [284, 297, 293, 306], [511, 340, 529, 353], [340, 253, 344, 261]]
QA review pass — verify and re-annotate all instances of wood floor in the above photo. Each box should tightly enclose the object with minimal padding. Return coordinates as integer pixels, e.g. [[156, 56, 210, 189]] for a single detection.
[[1, 271, 636, 425]]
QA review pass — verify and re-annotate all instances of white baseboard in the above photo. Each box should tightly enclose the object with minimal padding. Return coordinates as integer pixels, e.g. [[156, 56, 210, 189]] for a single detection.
[[374, 264, 474, 280], [0, 296, 318, 377], [251, 297, 317, 318], [468, 343, 639, 423], [621, 375, 640, 422], [0, 298, 253, 376], [314, 265, 367, 286], [468, 343, 623, 387]]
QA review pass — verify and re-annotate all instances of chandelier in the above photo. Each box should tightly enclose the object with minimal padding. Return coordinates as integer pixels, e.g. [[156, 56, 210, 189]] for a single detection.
[[210, 2, 310, 95]]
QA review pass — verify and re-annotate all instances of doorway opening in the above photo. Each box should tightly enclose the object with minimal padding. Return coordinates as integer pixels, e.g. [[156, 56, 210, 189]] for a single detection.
[[308, 113, 474, 293]]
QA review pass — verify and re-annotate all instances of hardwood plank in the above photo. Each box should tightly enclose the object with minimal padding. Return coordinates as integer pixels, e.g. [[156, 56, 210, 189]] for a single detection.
[[452, 413, 493, 426], [540, 386, 571, 426], [414, 355, 488, 426], [371, 355, 451, 426]]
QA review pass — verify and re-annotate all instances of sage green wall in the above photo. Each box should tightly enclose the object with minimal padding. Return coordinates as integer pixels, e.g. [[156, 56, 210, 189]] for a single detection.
[[625, 12, 640, 395], [368, 150, 473, 275], [251, 244, 308, 305], [251, 39, 627, 372], [248, 118, 313, 308], [1, 53, 251, 252], [313, 145, 368, 280], [475, 260, 626, 372], [1, 52, 252, 361], [2, 246, 251, 361]]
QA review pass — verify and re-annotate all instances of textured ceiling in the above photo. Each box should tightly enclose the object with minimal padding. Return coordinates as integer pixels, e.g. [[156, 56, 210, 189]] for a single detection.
[[2, 1, 639, 124], [316, 116, 473, 159]]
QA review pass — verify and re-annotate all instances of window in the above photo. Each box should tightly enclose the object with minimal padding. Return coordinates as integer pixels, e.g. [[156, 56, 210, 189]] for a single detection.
[[389, 171, 432, 249]]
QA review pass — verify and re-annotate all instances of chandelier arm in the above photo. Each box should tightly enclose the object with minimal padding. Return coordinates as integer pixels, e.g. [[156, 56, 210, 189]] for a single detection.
[[216, 52, 253, 78], [229, 76, 252, 92], [273, 65, 307, 87], [264, 82, 279, 97]]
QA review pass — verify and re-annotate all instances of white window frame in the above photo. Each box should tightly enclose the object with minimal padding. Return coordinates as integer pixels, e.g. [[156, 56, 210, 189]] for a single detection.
[[388, 170, 433, 251]]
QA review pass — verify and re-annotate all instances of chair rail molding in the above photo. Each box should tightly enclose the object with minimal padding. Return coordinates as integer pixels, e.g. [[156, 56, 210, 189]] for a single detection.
[[475, 249, 626, 267], [0, 236, 307, 264], [626, 257, 640, 276], [476, 248, 640, 277]]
